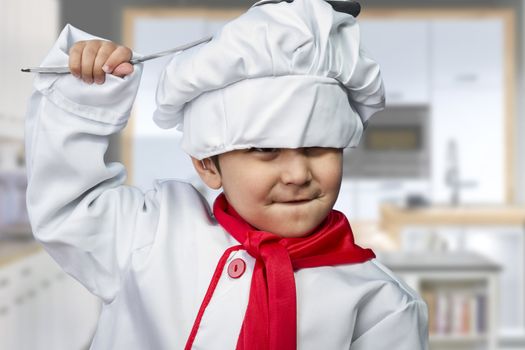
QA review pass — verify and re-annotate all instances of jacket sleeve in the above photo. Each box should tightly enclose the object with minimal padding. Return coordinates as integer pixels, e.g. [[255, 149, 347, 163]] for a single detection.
[[350, 298, 429, 350], [25, 24, 160, 303]]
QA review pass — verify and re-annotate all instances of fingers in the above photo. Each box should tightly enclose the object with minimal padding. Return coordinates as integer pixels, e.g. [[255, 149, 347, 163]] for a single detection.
[[68, 40, 133, 84], [112, 62, 134, 77], [69, 41, 86, 79], [80, 41, 101, 84], [93, 43, 117, 84], [103, 46, 133, 75]]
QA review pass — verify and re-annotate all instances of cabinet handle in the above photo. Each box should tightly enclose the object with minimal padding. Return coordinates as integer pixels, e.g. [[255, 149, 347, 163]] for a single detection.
[[455, 73, 478, 83]]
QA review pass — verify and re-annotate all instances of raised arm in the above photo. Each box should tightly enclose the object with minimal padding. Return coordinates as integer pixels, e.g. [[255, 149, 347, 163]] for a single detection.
[[25, 24, 160, 303]]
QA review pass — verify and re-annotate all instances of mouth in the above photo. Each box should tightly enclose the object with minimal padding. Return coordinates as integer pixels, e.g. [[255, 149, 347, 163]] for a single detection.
[[276, 197, 316, 205], [271, 191, 322, 206]]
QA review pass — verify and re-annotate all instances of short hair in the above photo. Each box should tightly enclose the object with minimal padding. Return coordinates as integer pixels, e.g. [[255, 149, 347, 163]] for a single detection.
[[211, 155, 221, 174]]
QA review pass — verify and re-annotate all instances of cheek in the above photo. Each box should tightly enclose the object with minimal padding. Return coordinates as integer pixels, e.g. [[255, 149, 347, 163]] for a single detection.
[[316, 159, 343, 194], [329, 169, 343, 194], [222, 168, 273, 207]]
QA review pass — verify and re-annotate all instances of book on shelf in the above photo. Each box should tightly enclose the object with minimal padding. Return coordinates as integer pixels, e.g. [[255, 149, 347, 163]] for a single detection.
[[422, 288, 487, 337]]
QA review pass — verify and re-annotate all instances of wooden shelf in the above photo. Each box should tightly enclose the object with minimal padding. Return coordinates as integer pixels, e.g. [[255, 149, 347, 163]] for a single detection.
[[381, 252, 500, 350], [430, 333, 488, 344]]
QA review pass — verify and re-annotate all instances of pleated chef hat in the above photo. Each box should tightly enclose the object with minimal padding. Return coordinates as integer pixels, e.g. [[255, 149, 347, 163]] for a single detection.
[[154, 0, 385, 160]]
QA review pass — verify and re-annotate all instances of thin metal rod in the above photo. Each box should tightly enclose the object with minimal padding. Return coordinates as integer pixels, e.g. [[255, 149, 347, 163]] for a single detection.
[[21, 35, 213, 74]]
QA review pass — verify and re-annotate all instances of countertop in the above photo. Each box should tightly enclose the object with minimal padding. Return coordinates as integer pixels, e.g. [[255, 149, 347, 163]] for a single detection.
[[376, 251, 501, 272], [380, 203, 525, 226], [0, 238, 41, 268], [379, 203, 525, 248], [0, 224, 41, 268]]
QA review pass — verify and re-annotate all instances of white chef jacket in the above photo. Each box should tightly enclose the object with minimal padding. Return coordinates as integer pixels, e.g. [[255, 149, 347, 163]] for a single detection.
[[25, 25, 429, 350]]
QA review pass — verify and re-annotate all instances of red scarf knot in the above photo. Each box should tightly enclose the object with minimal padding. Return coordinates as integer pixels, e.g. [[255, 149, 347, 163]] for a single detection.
[[211, 193, 375, 350], [244, 230, 283, 260]]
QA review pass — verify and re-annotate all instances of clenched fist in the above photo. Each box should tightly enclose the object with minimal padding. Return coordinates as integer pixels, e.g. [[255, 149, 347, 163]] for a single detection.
[[69, 40, 134, 84]]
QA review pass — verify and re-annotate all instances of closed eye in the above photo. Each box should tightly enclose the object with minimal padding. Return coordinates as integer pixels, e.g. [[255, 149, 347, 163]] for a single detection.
[[249, 147, 280, 153]]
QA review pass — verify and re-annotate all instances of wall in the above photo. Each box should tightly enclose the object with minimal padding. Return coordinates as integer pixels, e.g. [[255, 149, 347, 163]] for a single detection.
[[59, 0, 525, 205]]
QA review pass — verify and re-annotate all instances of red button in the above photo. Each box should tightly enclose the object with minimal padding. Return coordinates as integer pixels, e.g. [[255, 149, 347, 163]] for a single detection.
[[228, 258, 246, 279]]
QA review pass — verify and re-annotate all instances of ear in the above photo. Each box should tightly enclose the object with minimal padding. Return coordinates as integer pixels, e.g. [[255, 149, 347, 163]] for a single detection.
[[191, 156, 222, 190]]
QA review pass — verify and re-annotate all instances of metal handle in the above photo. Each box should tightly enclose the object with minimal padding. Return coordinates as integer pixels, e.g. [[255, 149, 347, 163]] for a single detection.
[[21, 35, 213, 74]]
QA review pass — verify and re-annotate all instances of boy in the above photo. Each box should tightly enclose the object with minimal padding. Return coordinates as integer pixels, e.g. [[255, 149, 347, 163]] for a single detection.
[[25, 0, 428, 348]]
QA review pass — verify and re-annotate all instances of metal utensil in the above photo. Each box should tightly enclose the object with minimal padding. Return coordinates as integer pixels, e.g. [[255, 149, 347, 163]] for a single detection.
[[21, 35, 213, 74]]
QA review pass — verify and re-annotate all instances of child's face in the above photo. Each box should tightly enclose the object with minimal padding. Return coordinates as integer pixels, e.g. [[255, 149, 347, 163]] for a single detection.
[[194, 147, 343, 238]]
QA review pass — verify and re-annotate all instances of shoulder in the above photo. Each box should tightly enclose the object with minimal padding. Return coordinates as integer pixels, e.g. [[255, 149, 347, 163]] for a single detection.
[[154, 179, 210, 207], [341, 258, 428, 343], [152, 178, 213, 217], [295, 257, 428, 346], [134, 179, 232, 255], [352, 257, 425, 312], [152, 179, 222, 228], [299, 257, 425, 314], [327, 257, 422, 304], [367, 257, 422, 302]]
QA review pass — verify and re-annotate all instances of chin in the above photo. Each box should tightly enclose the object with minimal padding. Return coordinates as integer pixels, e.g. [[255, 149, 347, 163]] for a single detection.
[[265, 221, 320, 238], [248, 205, 330, 237]]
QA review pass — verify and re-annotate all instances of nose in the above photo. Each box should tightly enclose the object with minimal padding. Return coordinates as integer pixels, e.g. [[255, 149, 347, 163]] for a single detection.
[[280, 149, 313, 186]]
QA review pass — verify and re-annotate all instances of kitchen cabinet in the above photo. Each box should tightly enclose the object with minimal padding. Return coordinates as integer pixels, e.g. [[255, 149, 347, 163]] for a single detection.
[[343, 13, 511, 214], [379, 251, 500, 350], [399, 225, 524, 347], [380, 203, 525, 347], [430, 20, 504, 90], [464, 226, 525, 337], [357, 12, 513, 206], [359, 19, 430, 105], [429, 19, 506, 205], [430, 87, 505, 204], [0, 248, 100, 350]]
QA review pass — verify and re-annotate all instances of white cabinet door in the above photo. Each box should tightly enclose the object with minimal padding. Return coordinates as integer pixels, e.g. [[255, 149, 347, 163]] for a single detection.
[[430, 87, 505, 204], [431, 19, 504, 90], [429, 19, 505, 204], [359, 20, 430, 105]]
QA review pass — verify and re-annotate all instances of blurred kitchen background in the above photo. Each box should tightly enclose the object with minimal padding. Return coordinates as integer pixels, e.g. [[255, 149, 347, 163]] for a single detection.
[[1, 0, 525, 349]]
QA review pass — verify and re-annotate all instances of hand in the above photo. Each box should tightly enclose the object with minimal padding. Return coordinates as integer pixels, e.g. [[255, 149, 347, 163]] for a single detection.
[[69, 40, 134, 84]]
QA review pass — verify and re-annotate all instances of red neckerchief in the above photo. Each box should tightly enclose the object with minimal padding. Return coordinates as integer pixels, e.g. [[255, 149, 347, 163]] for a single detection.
[[208, 193, 376, 350]]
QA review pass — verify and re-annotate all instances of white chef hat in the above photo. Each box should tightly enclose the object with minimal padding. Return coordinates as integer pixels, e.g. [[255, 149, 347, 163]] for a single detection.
[[154, 0, 385, 160]]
